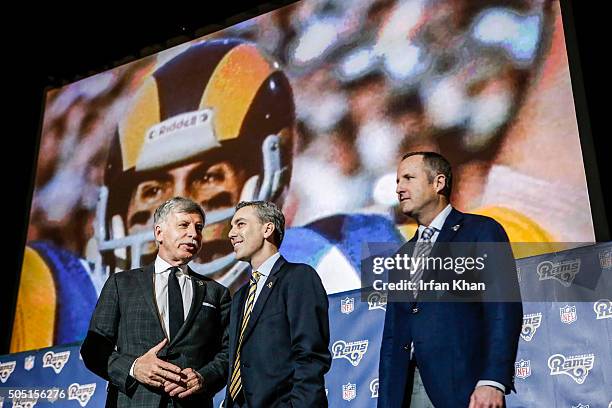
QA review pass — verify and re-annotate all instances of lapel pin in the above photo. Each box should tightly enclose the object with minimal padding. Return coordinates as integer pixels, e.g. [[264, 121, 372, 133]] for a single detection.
[[452, 224, 461, 231], [197, 281, 204, 286], [267, 281, 274, 288]]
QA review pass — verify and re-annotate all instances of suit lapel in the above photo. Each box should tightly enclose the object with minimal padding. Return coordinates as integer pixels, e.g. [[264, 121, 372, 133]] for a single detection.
[[421, 208, 464, 288], [396, 230, 418, 257], [435, 208, 464, 244], [170, 267, 207, 346], [136, 264, 166, 337], [241, 256, 287, 342], [230, 285, 249, 359]]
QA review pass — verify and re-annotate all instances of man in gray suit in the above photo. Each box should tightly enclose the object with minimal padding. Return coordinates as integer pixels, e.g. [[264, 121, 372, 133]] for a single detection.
[[81, 197, 230, 408]]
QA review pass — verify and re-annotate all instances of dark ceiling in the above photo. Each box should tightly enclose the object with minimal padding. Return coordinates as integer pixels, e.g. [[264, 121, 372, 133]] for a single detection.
[[2, 0, 609, 351]]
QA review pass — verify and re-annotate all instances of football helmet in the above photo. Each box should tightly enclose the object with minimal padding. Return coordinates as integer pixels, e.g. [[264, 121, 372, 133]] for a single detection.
[[92, 39, 295, 286]]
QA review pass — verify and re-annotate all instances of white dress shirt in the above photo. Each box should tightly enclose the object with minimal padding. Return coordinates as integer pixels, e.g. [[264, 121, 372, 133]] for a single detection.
[[416, 204, 452, 243], [129, 256, 193, 378], [250, 252, 281, 306], [413, 205, 505, 393], [154, 256, 193, 338]]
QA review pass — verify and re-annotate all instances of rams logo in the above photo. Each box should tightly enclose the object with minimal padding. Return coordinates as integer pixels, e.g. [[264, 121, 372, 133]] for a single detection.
[[548, 353, 595, 384], [520, 313, 542, 341], [0, 361, 16, 383], [367, 291, 387, 311], [536, 259, 580, 287], [68, 383, 97, 407], [370, 378, 379, 398], [332, 340, 369, 366], [43, 351, 70, 374], [593, 299, 612, 320]]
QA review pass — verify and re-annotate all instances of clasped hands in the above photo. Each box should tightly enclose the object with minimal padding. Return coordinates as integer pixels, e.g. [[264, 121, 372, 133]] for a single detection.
[[133, 339, 204, 398]]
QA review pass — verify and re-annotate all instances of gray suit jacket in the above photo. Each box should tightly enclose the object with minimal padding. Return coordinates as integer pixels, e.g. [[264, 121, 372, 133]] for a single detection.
[[81, 264, 230, 408]]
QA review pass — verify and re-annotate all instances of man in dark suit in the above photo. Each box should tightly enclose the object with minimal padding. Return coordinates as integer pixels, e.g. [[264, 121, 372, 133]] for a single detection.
[[81, 197, 230, 408], [224, 201, 331, 408], [378, 152, 523, 408]]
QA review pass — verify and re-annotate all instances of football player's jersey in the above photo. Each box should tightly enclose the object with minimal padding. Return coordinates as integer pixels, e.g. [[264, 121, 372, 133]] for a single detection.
[[281, 213, 404, 294], [11, 241, 97, 353]]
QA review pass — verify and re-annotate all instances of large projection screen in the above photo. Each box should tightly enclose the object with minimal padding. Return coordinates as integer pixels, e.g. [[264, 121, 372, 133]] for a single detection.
[[11, 0, 599, 352]]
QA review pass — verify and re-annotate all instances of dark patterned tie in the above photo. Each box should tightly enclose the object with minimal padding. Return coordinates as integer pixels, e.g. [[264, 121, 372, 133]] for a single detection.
[[229, 271, 262, 401], [411, 227, 436, 297], [168, 266, 184, 340]]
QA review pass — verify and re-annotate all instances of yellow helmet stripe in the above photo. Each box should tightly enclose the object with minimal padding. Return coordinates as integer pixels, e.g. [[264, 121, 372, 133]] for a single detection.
[[10, 247, 57, 352], [119, 77, 161, 170], [200, 43, 275, 141]]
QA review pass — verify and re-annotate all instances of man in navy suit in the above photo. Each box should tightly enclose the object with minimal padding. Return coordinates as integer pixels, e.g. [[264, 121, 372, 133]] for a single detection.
[[224, 201, 331, 408], [378, 152, 523, 408]]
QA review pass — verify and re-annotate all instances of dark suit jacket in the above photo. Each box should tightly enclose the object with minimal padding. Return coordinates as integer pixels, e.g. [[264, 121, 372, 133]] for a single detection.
[[224, 256, 331, 408], [378, 208, 523, 408], [81, 264, 231, 408]]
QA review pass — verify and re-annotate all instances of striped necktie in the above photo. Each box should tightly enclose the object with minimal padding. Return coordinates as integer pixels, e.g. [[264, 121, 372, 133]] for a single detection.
[[229, 271, 262, 401], [411, 226, 435, 297]]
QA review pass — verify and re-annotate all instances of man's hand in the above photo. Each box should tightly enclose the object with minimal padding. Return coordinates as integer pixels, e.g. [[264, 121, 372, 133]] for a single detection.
[[164, 368, 204, 398], [468, 385, 504, 408], [133, 339, 182, 388]]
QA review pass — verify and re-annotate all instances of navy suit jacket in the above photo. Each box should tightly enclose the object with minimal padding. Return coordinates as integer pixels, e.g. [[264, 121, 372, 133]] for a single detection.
[[224, 256, 331, 408], [378, 208, 523, 408]]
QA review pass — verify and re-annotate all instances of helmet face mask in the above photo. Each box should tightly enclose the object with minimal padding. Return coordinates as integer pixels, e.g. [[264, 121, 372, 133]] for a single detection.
[[92, 39, 295, 286]]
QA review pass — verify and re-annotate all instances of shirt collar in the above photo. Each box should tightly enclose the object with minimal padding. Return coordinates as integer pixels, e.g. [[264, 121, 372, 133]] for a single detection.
[[253, 252, 281, 277], [154, 256, 189, 277], [418, 204, 453, 238]]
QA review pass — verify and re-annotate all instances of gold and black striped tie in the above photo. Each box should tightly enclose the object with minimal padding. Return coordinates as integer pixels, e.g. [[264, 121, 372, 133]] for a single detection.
[[229, 271, 262, 401]]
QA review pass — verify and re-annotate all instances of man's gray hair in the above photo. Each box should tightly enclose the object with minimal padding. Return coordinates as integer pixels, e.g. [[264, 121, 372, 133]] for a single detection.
[[235, 201, 285, 246], [154, 197, 206, 227]]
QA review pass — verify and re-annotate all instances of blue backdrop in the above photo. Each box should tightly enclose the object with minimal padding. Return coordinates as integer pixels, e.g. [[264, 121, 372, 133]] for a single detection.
[[1, 243, 610, 407]]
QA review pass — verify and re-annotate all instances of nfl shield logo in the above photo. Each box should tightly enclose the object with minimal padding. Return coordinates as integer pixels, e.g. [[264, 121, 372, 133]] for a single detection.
[[341, 297, 354, 314], [560, 305, 577, 324], [342, 382, 357, 401], [24, 355, 35, 371], [515, 359, 531, 379]]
